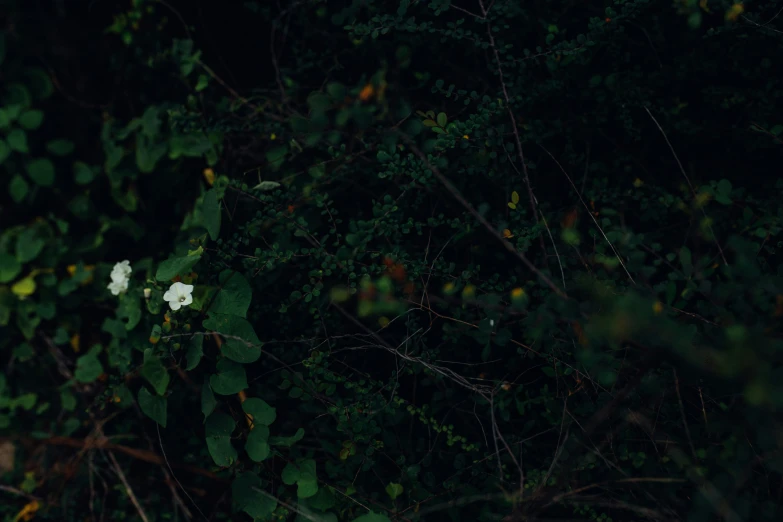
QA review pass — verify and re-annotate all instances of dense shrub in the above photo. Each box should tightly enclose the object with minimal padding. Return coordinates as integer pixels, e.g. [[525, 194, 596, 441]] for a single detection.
[[1, 1, 782, 521]]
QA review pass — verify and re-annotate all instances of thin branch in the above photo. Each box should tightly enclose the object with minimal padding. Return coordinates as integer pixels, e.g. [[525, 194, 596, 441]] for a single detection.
[[538, 144, 636, 285], [643, 106, 727, 265], [107, 451, 150, 522], [478, 0, 541, 225], [400, 136, 567, 298]]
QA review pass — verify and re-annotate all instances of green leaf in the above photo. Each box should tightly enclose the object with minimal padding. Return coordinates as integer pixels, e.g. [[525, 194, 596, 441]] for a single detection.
[[73, 162, 96, 185], [431, 126, 446, 134], [436, 112, 447, 127], [46, 139, 74, 156], [422, 119, 438, 127], [253, 180, 281, 191], [269, 427, 305, 447], [156, 253, 202, 281], [18, 110, 44, 130], [26, 158, 56, 186], [136, 137, 167, 173], [9, 175, 28, 202], [7, 129, 28, 153], [201, 380, 216, 420], [141, 350, 170, 396], [138, 387, 167, 427], [679, 246, 693, 278], [15, 227, 46, 263], [205, 412, 237, 467], [74, 347, 104, 383], [326, 82, 346, 99], [232, 472, 277, 519], [195, 74, 209, 92], [266, 144, 288, 171], [210, 270, 252, 318], [715, 179, 733, 205], [0, 253, 22, 283], [185, 335, 204, 370], [209, 358, 248, 395], [202, 189, 221, 241], [385, 483, 404, 500], [352, 512, 391, 522], [117, 293, 142, 330], [0, 140, 9, 165], [203, 312, 261, 363], [245, 425, 271, 462], [168, 134, 212, 158], [282, 459, 318, 498], [242, 398, 276, 426]]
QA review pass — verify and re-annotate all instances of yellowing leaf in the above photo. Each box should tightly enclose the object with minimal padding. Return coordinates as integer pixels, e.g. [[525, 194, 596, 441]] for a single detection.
[[13, 500, 39, 522], [70, 334, 80, 353], [359, 84, 374, 102], [725, 3, 744, 21], [203, 168, 216, 186], [502, 229, 513, 238], [511, 191, 520, 204], [695, 192, 712, 207], [633, 178, 643, 188], [11, 276, 36, 298]]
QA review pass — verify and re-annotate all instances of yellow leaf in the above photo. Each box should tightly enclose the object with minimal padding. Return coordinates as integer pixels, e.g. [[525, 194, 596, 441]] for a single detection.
[[633, 178, 643, 188], [359, 84, 374, 102], [511, 191, 520, 204], [203, 168, 215, 186], [652, 301, 664, 315], [11, 276, 36, 298], [510, 287, 525, 299], [725, 3, 743, 21], [70, 334, 80, 353], [695, 192, 712, 207], [502, 229, 513, 238], [13, 500, 39, 522]]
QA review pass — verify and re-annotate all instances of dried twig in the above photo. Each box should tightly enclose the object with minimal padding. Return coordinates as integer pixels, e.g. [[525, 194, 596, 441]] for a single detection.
[[107, 451, 150, 522], [643, 107, 727, 265]]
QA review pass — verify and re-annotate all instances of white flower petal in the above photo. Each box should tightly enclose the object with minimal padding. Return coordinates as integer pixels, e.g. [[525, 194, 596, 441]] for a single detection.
[[168, 299, 182, 311], [163, 289, 175, 301], [181, 293, 193, 307], [107, 278, 128, 296]]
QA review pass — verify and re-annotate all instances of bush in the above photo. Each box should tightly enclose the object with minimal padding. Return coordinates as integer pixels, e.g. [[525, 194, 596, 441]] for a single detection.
[[1, 1, 782, 521]]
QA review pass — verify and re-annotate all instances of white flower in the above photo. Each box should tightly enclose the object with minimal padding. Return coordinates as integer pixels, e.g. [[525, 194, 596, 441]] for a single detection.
[[107, 260, 132, 296], [110, 260, 132, 281], [163, 282, 194, 311], [107, 278, 129, 296]]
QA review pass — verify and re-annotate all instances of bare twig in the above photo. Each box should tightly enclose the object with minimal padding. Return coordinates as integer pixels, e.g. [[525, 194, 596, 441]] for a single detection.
[[400, 136, 567, 298], [478, 0, 541, 224], [673, 369, 697, 460], [643, 106, 727, 265], [107, 451, 150, 522], [538, 144, 636, 285]]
